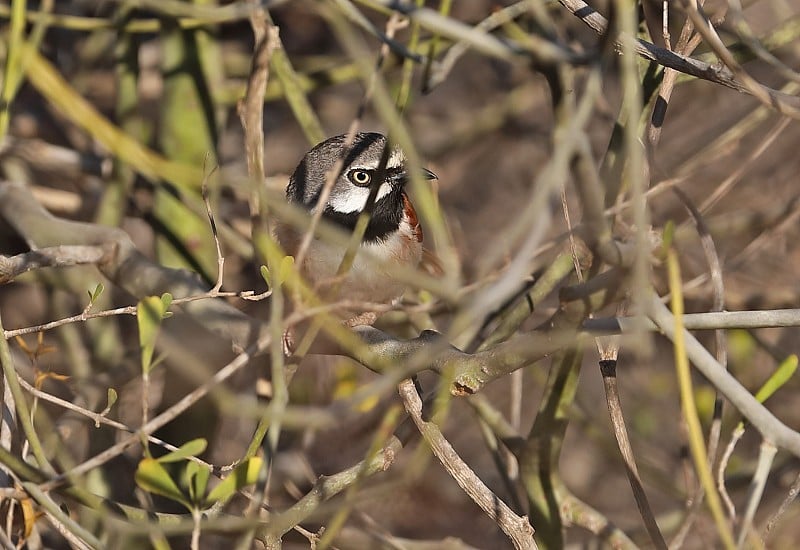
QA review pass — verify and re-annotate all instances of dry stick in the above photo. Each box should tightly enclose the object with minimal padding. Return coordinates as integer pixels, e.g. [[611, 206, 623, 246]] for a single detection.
[[566, 142, 663, 545], [569, 113, 667, 546], [646, 0, 701, 151], [763, 470, 800, 540], [0, 245, 114, 284], [726, 0, 800, 85], [235, 8, 284, 537], [718, 423, 745, 522], [258, 436, 404, 545], [397, 379, 537, 550], [200, 164, 224, 293], [16, 376, 213, 469], [699, 116, 791, 214], [558, 0, 800, 118], [678, 0, 800, 119], [4, 286, 271, 340], [737, 441, 777, 548], [584, 308, 800, 333], [599, 357, 667, 549]]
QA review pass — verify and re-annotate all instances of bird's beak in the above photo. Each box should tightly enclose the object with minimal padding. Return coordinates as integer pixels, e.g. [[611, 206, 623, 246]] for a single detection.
[[391, 167, 438, 188]]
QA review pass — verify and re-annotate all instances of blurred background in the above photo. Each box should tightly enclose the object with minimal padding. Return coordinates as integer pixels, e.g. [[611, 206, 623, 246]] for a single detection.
[[2, 0, 800, 548]]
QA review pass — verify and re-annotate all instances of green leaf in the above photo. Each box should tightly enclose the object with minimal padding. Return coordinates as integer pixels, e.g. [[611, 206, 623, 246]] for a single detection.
[[96, 388, 118, 428], [106, 388, 118, 409], [156, 438, 208, 464], [88, 283, 105, 304], [755, 354, 798, 404], [160, 293, 174, 318], [185, 461, 211, 504], [205, 457, 263, 506], [135, 458, 188, 508], [137, 294, 172, 374]]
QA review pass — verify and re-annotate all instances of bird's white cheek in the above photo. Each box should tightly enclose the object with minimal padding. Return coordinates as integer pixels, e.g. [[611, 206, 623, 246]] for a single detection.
[[326, 183, 392, 214]]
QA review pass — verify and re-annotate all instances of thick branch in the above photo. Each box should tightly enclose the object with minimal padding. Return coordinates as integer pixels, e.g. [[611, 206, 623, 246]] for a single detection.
[[312, 326, 579, 396]]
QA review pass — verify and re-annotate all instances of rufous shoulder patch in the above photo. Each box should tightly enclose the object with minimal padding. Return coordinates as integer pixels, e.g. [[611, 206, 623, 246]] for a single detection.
[[402, 193, 423, 243]]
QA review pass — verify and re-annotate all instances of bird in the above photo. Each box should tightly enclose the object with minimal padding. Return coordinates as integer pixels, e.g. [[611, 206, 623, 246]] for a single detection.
[[275, 132, 438, 326]]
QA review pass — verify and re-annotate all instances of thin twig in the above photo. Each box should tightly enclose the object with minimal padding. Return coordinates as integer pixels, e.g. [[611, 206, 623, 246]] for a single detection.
[[599, 359, 667, 549], [201, 161, 224, 293], [737, 441, 776, 548], [763, 470, 800, 540]]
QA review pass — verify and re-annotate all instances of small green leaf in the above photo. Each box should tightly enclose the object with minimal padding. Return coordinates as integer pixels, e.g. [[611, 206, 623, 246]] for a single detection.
[[106, 388, 118, 409], [156, 439, 208, 463], [205, 457, 263, 506], [160, 293, 173, 318], [96, 388, 118, 428], [135, 458, 188, 508], [755, 354, 798, 404], [260, 265, 271, 289], [185, 461, 211, 504], [88, 283, 105, 304], [138, 295, 172, 374]]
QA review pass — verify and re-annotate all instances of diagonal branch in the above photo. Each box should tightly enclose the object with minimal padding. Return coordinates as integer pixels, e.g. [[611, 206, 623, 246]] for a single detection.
[[397, 379, 537, 550], [647, 294, 800, 458], [558, 0, 800, 118]]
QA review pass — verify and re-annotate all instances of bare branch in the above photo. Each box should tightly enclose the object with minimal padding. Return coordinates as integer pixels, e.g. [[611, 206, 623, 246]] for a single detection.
[[585, 308, 800, 333], [559, 0, 800, 118], [397, 379, 537, 550], [599, 359, 667, 549], [647, 295, 800, 459], [0, 244, 115, 284]]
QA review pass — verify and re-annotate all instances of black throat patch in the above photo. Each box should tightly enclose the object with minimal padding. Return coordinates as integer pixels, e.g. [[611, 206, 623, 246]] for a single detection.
[[322, 189, 404, 243]]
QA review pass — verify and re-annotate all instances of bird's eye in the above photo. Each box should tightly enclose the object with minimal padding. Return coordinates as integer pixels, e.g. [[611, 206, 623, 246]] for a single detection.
[[348, 169, 372, 187]]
